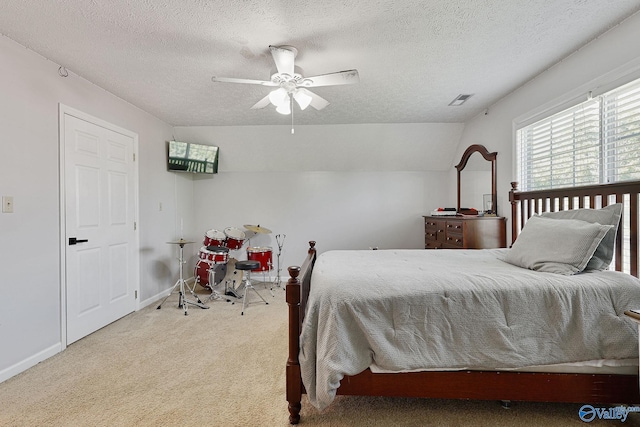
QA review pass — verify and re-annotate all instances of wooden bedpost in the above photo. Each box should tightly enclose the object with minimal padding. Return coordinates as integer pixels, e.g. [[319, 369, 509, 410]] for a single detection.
[[509, 181, 519, 245], [286, 241, 317, 425], [286, 265, 302, 424]]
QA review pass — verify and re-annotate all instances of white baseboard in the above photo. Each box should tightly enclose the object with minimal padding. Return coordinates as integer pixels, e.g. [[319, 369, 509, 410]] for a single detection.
[[0, 343, 62, 383]]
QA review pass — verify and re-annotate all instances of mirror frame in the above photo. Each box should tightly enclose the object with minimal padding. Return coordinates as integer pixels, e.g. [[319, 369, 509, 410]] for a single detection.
[[455, 144, 497, 214]]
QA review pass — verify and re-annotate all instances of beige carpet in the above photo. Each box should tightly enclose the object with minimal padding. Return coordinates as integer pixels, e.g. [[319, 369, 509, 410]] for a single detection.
[[0, 284, 638, 426]]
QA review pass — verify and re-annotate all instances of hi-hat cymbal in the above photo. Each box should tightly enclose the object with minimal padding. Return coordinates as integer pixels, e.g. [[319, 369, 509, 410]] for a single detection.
[[243, 224, 272, 234]]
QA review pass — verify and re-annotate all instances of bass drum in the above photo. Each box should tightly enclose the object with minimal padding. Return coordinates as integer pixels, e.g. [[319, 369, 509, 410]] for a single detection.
[[195, 260, 227, 290], [194, 259, 213, 289]]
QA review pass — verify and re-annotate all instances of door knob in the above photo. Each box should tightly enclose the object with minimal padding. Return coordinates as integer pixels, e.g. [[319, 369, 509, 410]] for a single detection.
[[69, 237, 89, 245]]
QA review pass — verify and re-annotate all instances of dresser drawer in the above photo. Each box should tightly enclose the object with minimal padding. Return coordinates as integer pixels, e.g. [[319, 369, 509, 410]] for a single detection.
[[425, 230, 438, 241], [425, 240, 443, 249], [445, 220, 463, 235], [444, 235, 464, 247], [424, 219, 440, 228]]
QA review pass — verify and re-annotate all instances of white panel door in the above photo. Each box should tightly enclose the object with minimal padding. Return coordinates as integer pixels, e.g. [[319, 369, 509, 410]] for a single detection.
[[64, 113, 137, 344]]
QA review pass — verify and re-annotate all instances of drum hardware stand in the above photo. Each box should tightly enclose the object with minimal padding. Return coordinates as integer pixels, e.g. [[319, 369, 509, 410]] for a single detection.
[[235, 260, 269, 315], [224, 273, 243, 300], [157, 240, 209, 315], [260, 261, 275, 297], [273, 234, 286, 289], [204, 264, 232, 303]]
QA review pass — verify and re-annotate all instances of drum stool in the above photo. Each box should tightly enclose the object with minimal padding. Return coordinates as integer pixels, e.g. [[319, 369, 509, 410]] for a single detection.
[[235, 260, 268, 315]]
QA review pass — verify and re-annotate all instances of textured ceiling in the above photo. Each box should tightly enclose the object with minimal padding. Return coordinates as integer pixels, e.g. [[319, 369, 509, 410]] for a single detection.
[[1, 1, 639, 127]]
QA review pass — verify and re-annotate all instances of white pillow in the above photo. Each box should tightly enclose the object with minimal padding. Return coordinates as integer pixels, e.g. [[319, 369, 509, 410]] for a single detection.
[[504, 215, 613, 275], [540, 204, 622, 271]]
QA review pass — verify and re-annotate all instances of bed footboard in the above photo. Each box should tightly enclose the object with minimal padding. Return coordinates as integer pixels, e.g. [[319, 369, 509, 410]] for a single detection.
[[286, 241, 316, 425]]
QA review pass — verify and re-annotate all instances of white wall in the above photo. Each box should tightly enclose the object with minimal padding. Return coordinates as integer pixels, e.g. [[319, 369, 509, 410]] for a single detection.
[[0, 35, 179, 382], [453, 12, 640, 242], [172, 123, 463, 267]]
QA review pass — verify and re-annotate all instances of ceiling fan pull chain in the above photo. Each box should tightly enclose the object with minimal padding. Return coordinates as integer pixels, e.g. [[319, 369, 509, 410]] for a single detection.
[[291, 95, 295, 134]]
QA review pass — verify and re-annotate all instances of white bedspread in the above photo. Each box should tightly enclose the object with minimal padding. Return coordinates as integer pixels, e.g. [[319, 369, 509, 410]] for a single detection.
[[299, 249, 640, 410]]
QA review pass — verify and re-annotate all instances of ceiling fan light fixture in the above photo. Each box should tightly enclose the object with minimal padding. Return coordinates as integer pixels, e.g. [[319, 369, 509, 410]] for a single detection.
[[276, 97, 291, 115], [293, 89, 312, 110], [211, 45, 359, 123], [269, 87, 288, 107]]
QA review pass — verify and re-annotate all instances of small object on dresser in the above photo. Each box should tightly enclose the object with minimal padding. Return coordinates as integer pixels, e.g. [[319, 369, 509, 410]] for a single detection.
[[430, 207, 457, 216], [458, 208, 478, 216]]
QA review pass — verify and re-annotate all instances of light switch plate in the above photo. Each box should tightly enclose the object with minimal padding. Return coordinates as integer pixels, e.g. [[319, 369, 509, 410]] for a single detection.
[[2, 196, 14, 213]]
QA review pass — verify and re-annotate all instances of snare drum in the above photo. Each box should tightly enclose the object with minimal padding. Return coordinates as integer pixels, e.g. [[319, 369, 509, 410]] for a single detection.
[[247, 246, 273, 272], [199, 246, 229, 264], [204, 229, 226, 247], [224, 227, 246, 250]]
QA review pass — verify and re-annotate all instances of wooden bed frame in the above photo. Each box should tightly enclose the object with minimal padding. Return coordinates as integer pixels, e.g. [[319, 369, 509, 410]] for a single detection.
[[285, 181, 640, 424]]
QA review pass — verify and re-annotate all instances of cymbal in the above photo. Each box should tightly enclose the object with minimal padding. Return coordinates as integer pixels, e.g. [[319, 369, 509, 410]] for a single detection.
[[243, 224, 272, 234], [166, 239, 195, 245]]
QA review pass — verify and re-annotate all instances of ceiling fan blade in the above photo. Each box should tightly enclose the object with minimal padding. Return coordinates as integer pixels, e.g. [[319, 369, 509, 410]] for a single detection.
[[269, 45, 296, 77], [250, 94, 272, 110], [301, 70, 359, 87], [211, 76, 277, 86], [299, 88, 330, 111]]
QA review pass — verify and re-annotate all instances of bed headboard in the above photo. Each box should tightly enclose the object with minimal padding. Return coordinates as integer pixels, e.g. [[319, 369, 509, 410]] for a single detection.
[[509, 180, 640, 277]]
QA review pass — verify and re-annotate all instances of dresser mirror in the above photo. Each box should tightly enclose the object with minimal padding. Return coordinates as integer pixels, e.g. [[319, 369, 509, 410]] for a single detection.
[[455, 144, 497, 214]]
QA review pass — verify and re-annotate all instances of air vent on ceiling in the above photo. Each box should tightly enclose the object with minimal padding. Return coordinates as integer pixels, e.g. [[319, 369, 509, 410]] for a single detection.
[[449, 94, 473, 106]]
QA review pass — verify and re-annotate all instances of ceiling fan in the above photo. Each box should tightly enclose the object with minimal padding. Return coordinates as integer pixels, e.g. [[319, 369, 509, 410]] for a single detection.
[[211, 45, 359, 115]]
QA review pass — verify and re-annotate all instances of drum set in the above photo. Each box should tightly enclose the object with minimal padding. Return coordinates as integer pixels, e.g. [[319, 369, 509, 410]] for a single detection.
[[194, 224, 284, 305]]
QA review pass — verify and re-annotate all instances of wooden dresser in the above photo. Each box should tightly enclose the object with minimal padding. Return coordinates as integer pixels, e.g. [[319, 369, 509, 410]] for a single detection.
[[423, 216, 507, 249]]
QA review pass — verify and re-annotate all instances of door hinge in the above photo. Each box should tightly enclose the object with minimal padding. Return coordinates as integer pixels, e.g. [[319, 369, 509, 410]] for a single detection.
[[135, 290, 138, 299], [134, 222, 137, 230], [133, 153, 136, 161]]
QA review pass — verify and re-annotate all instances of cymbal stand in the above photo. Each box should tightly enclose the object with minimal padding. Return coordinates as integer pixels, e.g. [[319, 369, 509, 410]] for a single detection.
[[274, 234, 286, 289], [157, 241, 209, 315]]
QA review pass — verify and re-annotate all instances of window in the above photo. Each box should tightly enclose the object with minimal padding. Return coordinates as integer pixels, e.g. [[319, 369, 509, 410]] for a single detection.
[[517, 78, 640, 191]]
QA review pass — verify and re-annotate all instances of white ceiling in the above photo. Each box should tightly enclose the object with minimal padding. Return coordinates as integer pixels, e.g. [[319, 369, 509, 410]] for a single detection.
[[1, 1, 639, 127]]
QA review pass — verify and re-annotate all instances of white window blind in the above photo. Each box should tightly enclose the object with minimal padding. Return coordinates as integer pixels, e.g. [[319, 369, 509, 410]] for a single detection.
[[602, 79, 640, 183], [517, 77, 640, 191]]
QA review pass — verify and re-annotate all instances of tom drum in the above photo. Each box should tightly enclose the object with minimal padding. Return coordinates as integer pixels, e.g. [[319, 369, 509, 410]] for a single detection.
[[224, 227, 246, 250], [204, 229, 226, 247], [247, 246, 273, 272]]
